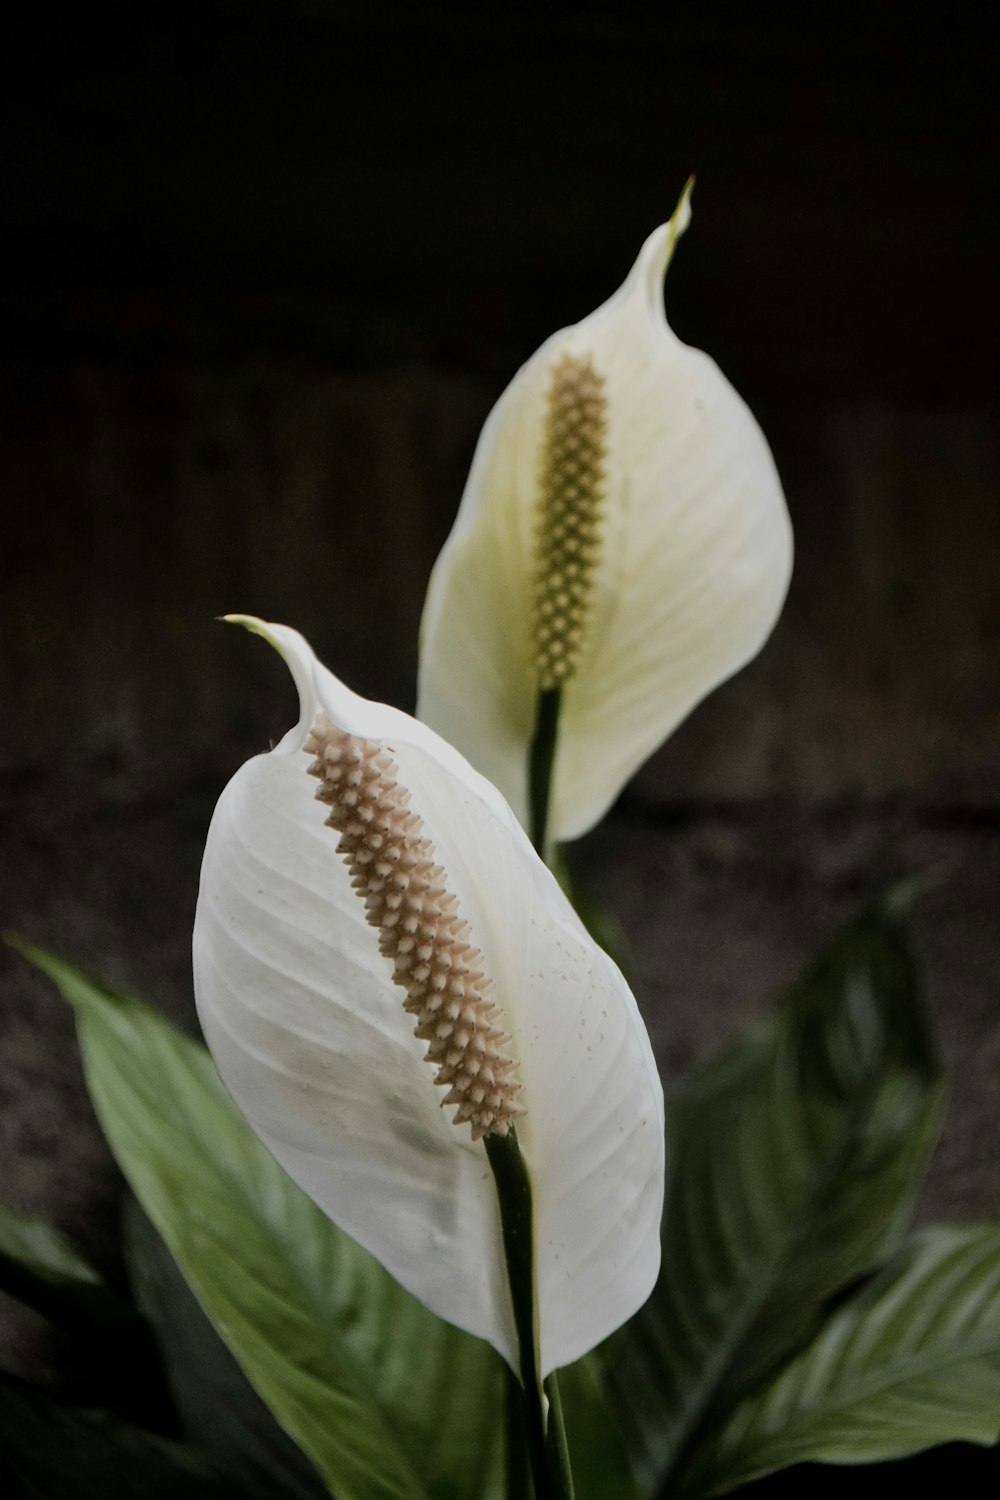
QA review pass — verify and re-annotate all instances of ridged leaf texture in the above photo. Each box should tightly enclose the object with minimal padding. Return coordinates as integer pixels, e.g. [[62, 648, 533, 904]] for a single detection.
[[123, 1200, 329, 1500], [677, 1227, 1000, 1496], [607, 892, 944, 1493], [0, 1374, 253, 1499], [21, 944, 505, 1500]]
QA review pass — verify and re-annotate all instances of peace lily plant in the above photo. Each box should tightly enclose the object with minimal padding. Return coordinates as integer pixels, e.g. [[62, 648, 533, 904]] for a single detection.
[[7, 190, 1000, 1500], [192, 616, 664, 1495]]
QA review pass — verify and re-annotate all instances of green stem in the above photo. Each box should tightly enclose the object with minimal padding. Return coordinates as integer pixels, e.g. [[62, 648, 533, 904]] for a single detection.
[[529, 688, 561, 858], [503, 1364, 530, 1499], [485, 1130, 574, 1500], [543, 1370, 575, 1499]]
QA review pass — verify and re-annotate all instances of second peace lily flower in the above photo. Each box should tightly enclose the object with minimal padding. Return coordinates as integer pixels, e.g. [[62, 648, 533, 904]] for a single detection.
[[418, 184, 793, 845], [193, 619, 664, 1381]]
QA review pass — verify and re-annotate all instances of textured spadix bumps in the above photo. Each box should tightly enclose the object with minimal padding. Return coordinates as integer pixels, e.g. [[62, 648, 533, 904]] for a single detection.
[[303, 715, 523, 1140], [533, 353, 608, 689], [418, 184, 793, 842], [193, 619, 664, 1376]]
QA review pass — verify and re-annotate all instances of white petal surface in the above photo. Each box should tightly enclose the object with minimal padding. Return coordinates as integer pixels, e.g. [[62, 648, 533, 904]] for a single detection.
[[418, 188, 793, 840], [194, 621, 664, 1374]]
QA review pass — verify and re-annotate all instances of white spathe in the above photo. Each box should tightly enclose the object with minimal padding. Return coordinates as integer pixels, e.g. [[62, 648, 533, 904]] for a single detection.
[[193, 619, 664, 1377], [418, 184, 793, 842]]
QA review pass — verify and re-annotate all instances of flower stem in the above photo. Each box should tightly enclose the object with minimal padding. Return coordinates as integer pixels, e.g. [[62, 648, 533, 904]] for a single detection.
[[529, 688, 561, 859], [485, 1129, 575, 1500], [543, 1369, 574, 1495], [503, 1364, 530, 1499]]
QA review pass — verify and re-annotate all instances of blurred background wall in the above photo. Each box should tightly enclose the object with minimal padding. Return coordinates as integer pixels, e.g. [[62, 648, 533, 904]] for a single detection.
[[1, 0, 997, 1381]]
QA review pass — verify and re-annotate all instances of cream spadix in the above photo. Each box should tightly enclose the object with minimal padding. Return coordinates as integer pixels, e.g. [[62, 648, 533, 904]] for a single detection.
[[193, 618, 664, 1376], [418, 183, 793, 842]]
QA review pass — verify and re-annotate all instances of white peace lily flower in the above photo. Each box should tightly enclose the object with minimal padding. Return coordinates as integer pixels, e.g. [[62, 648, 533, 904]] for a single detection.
[[193, 618, 664, 1377], [418, 183, 793, 842]]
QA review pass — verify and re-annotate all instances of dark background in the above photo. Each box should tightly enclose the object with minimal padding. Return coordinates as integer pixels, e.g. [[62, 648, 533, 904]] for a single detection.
[[1, 0, 998, 1471]]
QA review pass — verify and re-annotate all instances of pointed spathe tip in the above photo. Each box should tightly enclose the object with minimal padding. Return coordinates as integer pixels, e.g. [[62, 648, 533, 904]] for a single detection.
[[660, 174, 695, 264], [220, 615, 303, 671], [221, 612, 269, 638], [625, 175, 697, 319], [219, 616, 321, 750], [672, 174, 695, 237]]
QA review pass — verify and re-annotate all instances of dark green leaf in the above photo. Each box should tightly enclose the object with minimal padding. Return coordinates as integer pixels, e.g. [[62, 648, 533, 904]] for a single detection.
[[0, 1376, 252, 1500], [558, 1354, 643, 1500], [676, 1227, 1000, 1497], [0, 1199, 147, 1345], [19, 943, 505, 1500], [608, 891, 944, 1493], [0, 1199, 170, 1427], [0, 1202, 100, 1286], [123, 1200, 328, 1500]]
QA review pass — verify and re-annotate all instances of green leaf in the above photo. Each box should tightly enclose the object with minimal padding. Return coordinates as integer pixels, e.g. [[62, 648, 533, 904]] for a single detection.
[[0, 1201, 101, 1285], [0, 1199, 170, 1428], [18, 942, 505, 1500], [0, 1199, 145, 1343], [0, 1375, 253, 1500], [676, 1227, 1000, 1497], [608, 891, 945, 1493], [558, 1354, 643, 1500], [123, 1199, 328, 1500]]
